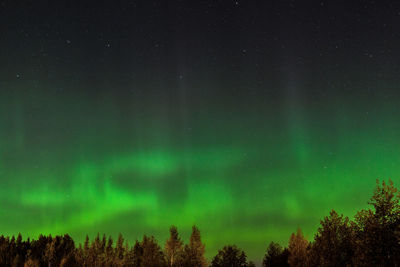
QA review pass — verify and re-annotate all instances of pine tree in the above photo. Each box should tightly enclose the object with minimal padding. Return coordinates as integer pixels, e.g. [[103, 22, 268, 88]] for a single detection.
[[32, 234, 51, 266], [165, 225, 183, 266], [182, 226, 207, 267], [9, 236, 16, 265], [310, 210, 355, 266], [16, 234, 22, 250], [106, 235, 114, 264], [141, 235, 166, 267], [83, 235, 90, 261], [101, 234, 107, 255], [354, 179, 400, 266], [92, 233, 104, 265], [116, 233, 125, 262], [124, 246, 136, 267], [288, 228, 309, 267], [210, 245, 248, 267], [132, 240, 143, 267], [262, 242, 289, 267], [74, 246, 84, 266], [94, 233, 101, 255]]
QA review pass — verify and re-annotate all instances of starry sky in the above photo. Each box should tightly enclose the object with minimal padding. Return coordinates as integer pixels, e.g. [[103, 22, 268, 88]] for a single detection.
[[1, 0, 400, 261]]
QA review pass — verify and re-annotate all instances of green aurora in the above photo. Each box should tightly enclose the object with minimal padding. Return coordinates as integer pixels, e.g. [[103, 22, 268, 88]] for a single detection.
[[1, 86, 399, 260]]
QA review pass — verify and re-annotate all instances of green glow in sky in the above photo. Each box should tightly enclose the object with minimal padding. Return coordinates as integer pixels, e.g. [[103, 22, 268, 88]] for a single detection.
[[1, 88, 399, 261]]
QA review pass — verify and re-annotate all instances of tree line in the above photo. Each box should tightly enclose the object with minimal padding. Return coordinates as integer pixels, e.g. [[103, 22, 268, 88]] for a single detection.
[[0, 225, 209, 267], [1, 179, 400, 266], [263, 179, 400, 267]]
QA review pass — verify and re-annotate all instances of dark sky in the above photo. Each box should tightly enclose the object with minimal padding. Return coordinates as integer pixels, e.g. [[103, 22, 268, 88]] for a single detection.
[[2, 1, 399, 92], [1, 0, 400, 261]]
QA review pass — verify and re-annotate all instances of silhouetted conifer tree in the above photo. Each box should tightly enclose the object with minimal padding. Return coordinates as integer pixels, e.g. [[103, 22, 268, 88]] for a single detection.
[[309, 210, 355, 266], [105, 235, 114, 265], [83, 234, 90, 265], [74, 245, 84, 266], [210, 245, 248, 267], [288, 228, 309, 267], [165, 225, 183, 267], [101, 234, 107, 253], [182, 226, 207, 267], [122, 245, 135, 267], [141, 235, 166, 267], [44, 236, 57, 266], [132, 240, 143, 267], [262, 242, 289, 267], [354, 179, 400, 266], [116, 233, 125, 262]]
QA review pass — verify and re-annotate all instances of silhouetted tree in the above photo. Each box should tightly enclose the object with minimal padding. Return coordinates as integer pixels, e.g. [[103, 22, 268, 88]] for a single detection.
[[288, 228, 309, 267], [101, 234, 107, 254], [165, 226, 183, 267], [105, 235, 114, 266], [74, 246, 84, 266], [132, 240, 143, 267], [354, 179, 400, 266], [123, 245, 136, 267], [91, 233, 107, 266], [182, 226, 207, 267], [262, 242, 289, 267], [31, 234, 52, 266], [309, 210, 355, 266], [43, 234, 75, 267], [83, 234, 91, 265], [141, 235, 166, 267], [210, 245, 248, 267], [44, 236, 57, 266], [116, 233, 125, 262]]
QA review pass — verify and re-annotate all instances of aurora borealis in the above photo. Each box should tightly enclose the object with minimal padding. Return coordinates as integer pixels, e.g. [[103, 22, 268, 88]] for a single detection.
[[1, 0, 400, 262]]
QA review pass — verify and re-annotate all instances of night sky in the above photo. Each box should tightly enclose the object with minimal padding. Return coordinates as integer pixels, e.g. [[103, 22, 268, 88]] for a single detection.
[[1, 0, 400, 261]]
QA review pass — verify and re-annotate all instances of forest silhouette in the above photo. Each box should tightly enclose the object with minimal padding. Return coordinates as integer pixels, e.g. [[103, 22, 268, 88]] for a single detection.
[[1, 179, 399, 266]]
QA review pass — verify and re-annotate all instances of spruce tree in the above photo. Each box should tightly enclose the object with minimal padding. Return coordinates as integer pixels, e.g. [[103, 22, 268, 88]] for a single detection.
[[354, 179, 400, 265], [116, 233, 125, 259], [141, 235, 166, 267], [210, 245, 248, 267], [182, 226, 207, 267], [262, 242, 289, 267], [310, 210, 355, 266], [165, 225, 183, 266], [132, 240, 143, 267], [288, 228, 309, 267]]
